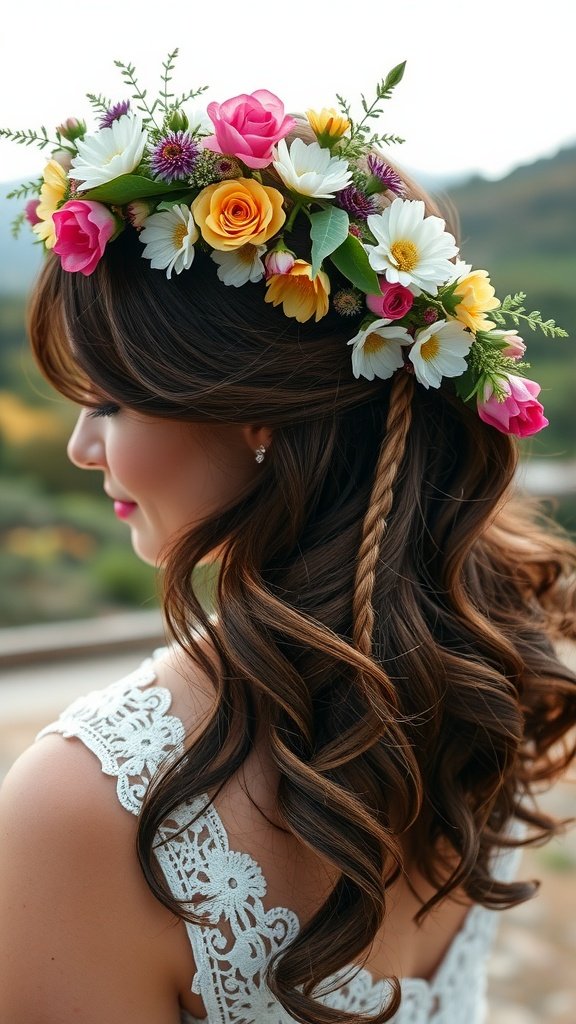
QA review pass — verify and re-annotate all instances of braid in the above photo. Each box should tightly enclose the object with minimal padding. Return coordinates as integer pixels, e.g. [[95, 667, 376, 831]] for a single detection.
[[353, 369, 415, 657]]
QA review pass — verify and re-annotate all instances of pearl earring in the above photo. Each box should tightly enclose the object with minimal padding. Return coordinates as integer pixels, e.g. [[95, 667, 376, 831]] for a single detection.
[[255, 445, 266, 464]]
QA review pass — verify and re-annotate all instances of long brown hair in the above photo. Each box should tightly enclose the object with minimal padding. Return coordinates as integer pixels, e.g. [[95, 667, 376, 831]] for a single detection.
[[28, 155, 576, 1023]]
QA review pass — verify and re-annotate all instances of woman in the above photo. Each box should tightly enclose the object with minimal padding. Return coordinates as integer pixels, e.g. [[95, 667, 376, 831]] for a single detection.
[[1, 62, 575, 1024]]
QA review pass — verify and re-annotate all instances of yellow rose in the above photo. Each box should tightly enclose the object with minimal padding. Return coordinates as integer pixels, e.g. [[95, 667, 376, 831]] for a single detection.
[[306, 107, 350, 147], [191, 178, 285, 252], [265, 260, 330, 323], [453, 269, 500, 333], [33, 159, 68, 249]]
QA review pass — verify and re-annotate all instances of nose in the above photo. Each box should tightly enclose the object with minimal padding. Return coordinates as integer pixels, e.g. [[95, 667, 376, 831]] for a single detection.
[[67, 409, 107, 470]]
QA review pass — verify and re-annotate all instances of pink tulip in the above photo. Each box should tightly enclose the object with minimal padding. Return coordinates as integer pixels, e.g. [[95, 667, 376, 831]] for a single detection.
[[366, 278, 414, 320], [477, 374, 548, 437], [52, 200, 118, 275], [204, 90, 295, 169]]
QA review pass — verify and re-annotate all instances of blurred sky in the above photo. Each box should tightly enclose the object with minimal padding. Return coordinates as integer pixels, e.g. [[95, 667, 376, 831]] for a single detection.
[[1, 0, 574, 186]]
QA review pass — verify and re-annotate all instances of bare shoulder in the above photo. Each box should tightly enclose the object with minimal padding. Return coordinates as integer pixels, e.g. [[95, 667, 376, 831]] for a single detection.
[[0, 732, 191, 1024]]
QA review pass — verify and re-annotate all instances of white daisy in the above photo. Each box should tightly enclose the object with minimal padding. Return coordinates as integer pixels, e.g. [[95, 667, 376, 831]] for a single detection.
[[273, 138, 352, 199], [211, 243, 266, 287], [448, 258, 472, 283], [139, 204, 199, 279], [347, 318, 410, 381], [408, 319, 472, 389], [366, 199, 458, 296], [69, 113, 147, 189]]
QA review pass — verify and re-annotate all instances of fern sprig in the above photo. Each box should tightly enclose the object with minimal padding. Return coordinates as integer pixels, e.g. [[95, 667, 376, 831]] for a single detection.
[[159, 49, 178, 115], [6, 178, 42, 200], [337, 62, 406, 160], [113, 59, 160, 127], [0, 126, 63, 150], [174, 85, 209, 108], [10, 211, 26, 238], [86, 92, 113, 116], [493, 292, 568, 338]]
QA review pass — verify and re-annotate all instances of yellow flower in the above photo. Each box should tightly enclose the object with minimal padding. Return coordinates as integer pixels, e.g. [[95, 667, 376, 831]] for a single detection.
[[265, 260, 330, 323], [33, 159, 68, 249], [191, 177, 285, 251], [306, 107, 350, 147], [452, 269, 500, 333]]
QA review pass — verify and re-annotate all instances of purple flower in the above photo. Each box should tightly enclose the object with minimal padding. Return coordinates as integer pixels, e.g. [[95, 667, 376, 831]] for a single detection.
[[366, 155, 405, 196], [99, 100, 131, 129], [150, 131, 200, 183], [336, 185, 377, 220]]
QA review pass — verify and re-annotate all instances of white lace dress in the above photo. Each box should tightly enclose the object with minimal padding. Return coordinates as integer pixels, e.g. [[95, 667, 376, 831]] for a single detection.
[[37, 653, 523, 1024]]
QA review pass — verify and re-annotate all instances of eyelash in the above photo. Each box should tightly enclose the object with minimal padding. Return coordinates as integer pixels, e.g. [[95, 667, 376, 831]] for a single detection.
[[87, 403, 121, 418]]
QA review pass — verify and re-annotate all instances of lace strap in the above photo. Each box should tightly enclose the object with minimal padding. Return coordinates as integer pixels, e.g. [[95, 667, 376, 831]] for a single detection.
[[36, 658, 186, 815]]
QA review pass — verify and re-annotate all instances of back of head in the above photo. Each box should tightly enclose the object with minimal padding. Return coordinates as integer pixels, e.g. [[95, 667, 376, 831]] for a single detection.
[[11, 59, 576, 1024]]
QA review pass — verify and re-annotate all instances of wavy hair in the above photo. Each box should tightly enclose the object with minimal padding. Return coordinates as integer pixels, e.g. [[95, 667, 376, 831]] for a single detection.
[[28, 153, 576, 1023]]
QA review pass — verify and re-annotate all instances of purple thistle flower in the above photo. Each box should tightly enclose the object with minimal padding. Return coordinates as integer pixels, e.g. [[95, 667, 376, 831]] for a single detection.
[[367, 155, 405, 196], [150, 131, 200, 183], [99, 100, 131, 129], [336, 185, 377, 220]]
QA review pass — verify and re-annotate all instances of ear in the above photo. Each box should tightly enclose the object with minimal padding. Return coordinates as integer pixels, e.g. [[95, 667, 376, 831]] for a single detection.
[[240, 424, 274, 455]]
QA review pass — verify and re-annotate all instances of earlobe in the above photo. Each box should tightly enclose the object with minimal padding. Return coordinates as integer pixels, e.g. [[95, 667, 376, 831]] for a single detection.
[[241, 424, 273, 455]]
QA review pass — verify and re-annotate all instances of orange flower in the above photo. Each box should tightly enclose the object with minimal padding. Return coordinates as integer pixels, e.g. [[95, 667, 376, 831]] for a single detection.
[[265, 260, 330, 323], [191, 177, 285, 251]]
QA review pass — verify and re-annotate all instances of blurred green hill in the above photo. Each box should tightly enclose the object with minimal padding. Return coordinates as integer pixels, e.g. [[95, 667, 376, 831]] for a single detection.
[[445, 144, 575, 337]]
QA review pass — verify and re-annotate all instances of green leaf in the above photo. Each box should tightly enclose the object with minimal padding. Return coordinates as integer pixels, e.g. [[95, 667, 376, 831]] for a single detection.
[[382, 62, 406, 92], [156, 194, 195, 212], [309, 207, 350, 277], [81, 174, 188, 205], [329, 233, 380, 293]]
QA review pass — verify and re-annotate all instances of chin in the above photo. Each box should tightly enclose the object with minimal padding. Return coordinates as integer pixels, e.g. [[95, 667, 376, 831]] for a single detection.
[[130, 535, 161, 568]]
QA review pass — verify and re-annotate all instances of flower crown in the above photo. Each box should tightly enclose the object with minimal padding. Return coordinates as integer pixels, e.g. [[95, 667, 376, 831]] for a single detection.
[[2, 52, 568, 437]]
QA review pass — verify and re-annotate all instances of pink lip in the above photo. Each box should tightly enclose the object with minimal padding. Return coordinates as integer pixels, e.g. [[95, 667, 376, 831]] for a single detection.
[[113, 500, 138, 520]]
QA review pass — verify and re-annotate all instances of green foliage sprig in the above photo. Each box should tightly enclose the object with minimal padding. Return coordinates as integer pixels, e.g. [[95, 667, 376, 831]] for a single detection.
[[158, 48, 207, 115], [6, 179, 42, 200], [114, 59, 161, 128], [336, 62, 406, 161], [492, 292, 569, 338], [10, 211, 26, 239], [0, 126, 63, 150], [113, 50, 208, 135], [86, 93, 113, 117]]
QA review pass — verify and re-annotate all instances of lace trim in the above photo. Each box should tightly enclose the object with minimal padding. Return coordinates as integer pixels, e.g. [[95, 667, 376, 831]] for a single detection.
[[37, 656, 186, 815], [37, 657, 523, 1024]]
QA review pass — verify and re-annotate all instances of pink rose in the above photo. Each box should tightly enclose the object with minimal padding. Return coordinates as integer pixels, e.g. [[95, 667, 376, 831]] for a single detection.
[[52, 200, 118, 275], [366, 279, 414, 320], [204, 90, 295, 170], [477, 374, 549, 437], [24, 199, 41, 226], [265, 248, 295, 277]]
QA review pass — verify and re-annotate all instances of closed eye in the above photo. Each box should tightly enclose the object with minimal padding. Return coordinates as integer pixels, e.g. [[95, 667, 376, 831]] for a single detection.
[[87, 403, 121, 418]]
